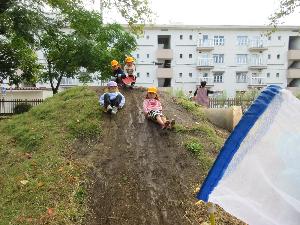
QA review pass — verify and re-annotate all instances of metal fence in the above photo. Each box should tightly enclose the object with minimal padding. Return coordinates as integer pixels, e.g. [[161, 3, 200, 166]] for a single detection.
[[209, 98, 255, 113], [0, 99, 43, 115]]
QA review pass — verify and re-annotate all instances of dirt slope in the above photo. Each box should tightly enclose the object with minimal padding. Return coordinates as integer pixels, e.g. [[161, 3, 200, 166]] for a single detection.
[[80, 87, 244, 225]]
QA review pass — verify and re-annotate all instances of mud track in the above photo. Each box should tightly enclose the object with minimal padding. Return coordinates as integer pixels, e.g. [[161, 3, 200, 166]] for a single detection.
[[82, 87, 244, 225]]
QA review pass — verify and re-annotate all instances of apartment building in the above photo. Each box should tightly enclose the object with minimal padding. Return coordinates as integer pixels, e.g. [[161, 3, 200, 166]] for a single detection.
[[132, 25, 300, 97]]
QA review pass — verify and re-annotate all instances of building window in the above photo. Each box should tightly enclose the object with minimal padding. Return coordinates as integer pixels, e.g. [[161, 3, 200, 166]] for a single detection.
[[237, 36, 248, 45], [189, 73, 192, 77], [147, 54, 150, 58], [236, 72, 247, 83], [189, 54, 192, 59], [146, 72, 150, 77], [213, 72, 223, 83], [137, 72, 140, 77], [213, 54, 224, 63], [146, 35, 150, 39], [236, 54, 247, 64], [214, 35, 225, 46], [278, 36, 281, 40], [189, 35, 193, 40], [137, 53, 140, 59], [180, 54, 183, 58], [203, 73, 208, 77], [180, 35, 183, 40], [267, 73, 270, 78], [179, 73, 182, 78], [268, 36, 271, 41], [277, 54, 280, 59], [276, 73, 279, 78], [268, 54, 271, 59]]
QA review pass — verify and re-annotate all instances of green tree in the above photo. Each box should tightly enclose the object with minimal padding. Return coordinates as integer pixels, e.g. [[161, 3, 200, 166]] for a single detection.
[[269, 0, 300, 28]]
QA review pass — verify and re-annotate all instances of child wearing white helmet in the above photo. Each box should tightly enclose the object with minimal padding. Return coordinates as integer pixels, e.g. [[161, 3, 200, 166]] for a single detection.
[[143, 87, 175, 129], [99, 81, 125, 114]]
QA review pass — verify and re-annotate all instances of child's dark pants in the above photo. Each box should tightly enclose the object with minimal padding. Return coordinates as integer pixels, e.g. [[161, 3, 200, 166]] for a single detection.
[[104, 94, 122, 108]]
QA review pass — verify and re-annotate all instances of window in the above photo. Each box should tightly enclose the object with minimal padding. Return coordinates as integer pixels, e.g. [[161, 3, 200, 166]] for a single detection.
[[236, 54, 247, 64], [179, 54, 183, 59], [203, 73, 208, 77], [147, 72, 150, 77], [213, 54, 224, 63], [276, 73, 279, 78], [189, 35, 193, 40], [214, 35, 225, 46], [213, 72, 223, 83], [268, 36, 271, 41], [147, 54, 150, 58], [180, 35, 183, 40], [268, 54, 271, 60], [277, 54, 280, 59], [236, 72, 247, 83], [137, 72, 140, 77], [179, 73, 182, 78], [146, 35, 150, 39], [137, 53, 140, 59], [189, 73, 192, 77], [237, 36, 248, 45], [267, 73, 270, 78], [189, 54, 192, 59], [278, 36, 281, 40]]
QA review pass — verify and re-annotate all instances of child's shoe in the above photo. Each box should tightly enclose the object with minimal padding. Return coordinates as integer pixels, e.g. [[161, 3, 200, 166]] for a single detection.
[[106, 105, 113, 113], [111, 106, 118, 114], [163, 120, 170, 129], [170, 119, 175, 128]]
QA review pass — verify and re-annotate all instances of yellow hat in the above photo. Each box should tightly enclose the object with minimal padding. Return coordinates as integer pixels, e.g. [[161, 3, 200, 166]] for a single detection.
[[147, 87, 157, 94], [111, 60, 118, 67], [125, 56, 134, 63]]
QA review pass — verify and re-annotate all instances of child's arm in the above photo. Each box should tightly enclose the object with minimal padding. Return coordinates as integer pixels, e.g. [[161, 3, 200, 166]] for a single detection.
[[119, 92, 126, 108], [99, 94, 105, 106]]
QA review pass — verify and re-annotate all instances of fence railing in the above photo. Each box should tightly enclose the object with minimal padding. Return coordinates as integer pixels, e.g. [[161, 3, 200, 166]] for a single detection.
[[0, 99, 43, 115], [209, 98, 255, 113]]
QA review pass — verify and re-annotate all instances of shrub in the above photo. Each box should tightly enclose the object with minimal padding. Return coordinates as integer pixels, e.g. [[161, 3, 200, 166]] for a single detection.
[[14, 103, 32, 114]]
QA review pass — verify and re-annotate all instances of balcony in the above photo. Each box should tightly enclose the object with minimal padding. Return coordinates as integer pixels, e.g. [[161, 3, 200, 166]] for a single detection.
[[196, 58, 214, 69], [198, 76, 214, 86], [248, 57, 267, 69], [156, 49, 173, 59], [197, 39, 214, 51], [156, 68, 173, 78], [287, 68, 300, 79], [248, 39, 268, 51], [248, 76, 266, 87], [288, 50, 300, 60]]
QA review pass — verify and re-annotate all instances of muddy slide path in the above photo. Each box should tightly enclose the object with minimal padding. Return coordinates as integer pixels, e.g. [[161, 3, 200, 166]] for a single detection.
[[82, 88, 219, 225]]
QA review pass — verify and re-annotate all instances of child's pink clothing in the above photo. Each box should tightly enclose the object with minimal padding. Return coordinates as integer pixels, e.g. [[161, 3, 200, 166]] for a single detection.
[[143, 99, 162, 113]]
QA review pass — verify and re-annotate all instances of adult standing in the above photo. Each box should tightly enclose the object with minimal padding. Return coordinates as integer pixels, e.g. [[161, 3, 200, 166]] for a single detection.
[[194, 81, 214, 107]]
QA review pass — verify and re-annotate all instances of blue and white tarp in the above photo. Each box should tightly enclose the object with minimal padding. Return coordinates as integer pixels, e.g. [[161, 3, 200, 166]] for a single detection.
[[197, 85, 300, 225]]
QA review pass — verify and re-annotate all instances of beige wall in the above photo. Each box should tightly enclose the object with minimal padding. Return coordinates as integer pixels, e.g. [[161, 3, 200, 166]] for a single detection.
[[1, 90, 53, 100]]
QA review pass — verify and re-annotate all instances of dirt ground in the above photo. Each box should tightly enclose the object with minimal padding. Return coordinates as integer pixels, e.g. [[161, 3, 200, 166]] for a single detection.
[[79, 87, 245, 225]]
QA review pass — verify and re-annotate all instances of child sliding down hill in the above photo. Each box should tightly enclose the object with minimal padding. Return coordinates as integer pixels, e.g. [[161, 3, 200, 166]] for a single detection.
[[99, 81, 125, 114], [143, 87, 175, 129]]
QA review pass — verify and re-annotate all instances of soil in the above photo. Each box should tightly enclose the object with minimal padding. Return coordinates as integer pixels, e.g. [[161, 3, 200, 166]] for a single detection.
[[79, 87, 245, 225]]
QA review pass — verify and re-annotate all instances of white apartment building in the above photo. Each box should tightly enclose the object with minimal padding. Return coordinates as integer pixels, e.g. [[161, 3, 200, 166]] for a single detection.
[[3, 25, 300, 98], [131, 25, 300, 97]]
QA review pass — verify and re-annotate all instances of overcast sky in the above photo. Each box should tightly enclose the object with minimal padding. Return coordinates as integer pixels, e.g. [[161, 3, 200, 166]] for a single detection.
[[89, 0, 300, 26]]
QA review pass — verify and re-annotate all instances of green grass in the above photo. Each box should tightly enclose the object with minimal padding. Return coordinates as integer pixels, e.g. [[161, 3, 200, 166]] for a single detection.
[[0, 87, 102, 225], [175, 97, 206, 120]]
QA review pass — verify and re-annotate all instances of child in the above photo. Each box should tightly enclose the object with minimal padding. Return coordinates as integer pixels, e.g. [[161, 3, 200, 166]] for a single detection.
[[143, 87, 175, 129], [111, 60, 126, 85], [123, 56, 136, 87], [99, 81, 125, 114]]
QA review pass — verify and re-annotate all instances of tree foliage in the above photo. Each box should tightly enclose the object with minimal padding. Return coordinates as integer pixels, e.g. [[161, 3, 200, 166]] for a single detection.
[[269, 0, 300, 28]]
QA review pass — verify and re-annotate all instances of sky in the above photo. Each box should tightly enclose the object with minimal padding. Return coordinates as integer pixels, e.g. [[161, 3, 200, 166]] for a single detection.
[[88, 0, 300, 26]]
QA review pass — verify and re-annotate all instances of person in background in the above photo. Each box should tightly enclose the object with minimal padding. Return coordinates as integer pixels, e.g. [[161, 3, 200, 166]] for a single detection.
[[123, 56, 136, 87], [99, 81, 125, 114], [111, 60, 126, 85], [143, 87, 175, 129], [194, 81, 214, 107]]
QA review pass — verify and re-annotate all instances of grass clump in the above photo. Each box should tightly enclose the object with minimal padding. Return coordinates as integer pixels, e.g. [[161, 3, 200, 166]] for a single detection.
[[0, 86, 101, 225], [175, 97, 206, 120]]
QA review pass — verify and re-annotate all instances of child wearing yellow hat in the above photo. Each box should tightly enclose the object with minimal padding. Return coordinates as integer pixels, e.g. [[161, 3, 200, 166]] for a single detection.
[[111, 60, 126, 85], [143, 87, 175, 129], [123, 56, 136, 87]]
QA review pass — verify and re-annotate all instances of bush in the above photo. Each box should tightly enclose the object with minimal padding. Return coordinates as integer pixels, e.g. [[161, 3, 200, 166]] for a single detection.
[[14, 103, 32, 114]]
